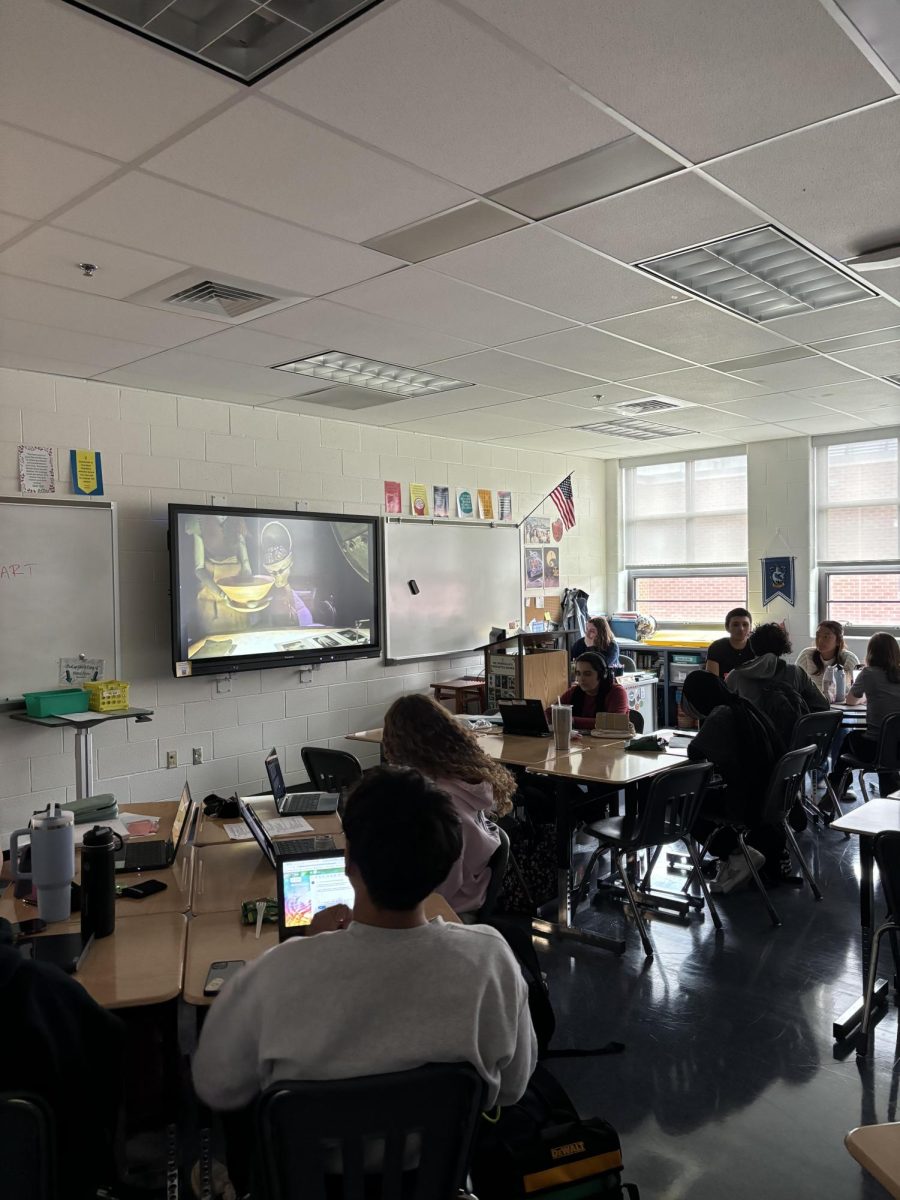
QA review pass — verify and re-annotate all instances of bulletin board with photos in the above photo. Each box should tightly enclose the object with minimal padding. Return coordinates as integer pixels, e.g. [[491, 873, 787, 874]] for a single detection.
[[522, 516, 563, 627]]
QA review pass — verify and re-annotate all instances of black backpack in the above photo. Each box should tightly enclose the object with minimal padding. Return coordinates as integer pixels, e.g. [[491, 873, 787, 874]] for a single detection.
[[756, 660, 809, 740], [471, 1064, 640, 1199]]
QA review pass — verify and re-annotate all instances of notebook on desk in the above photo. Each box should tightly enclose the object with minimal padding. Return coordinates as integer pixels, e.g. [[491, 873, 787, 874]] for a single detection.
[[277, 851, 354, 941]]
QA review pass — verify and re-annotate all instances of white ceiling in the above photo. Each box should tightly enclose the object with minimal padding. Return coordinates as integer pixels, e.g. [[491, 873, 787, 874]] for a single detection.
[[0, 0, 898, 459]]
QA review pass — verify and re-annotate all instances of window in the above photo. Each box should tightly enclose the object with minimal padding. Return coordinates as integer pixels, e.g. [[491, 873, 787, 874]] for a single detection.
[[816, 434, 900, 632], [624, 454, 748, 626]]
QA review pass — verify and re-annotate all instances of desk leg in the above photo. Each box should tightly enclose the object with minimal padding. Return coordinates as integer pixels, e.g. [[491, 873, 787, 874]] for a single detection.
[[530, 779, 625, 955], [74, 727, 94, 802], [834, 833, 889, 1040]]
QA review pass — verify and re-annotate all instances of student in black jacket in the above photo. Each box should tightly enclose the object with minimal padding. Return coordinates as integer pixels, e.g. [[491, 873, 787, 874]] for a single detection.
[[0, 918, 125, 1199]]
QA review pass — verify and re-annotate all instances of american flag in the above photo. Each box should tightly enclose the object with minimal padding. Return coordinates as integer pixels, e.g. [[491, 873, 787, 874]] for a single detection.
[[550, 474, 575, 529]]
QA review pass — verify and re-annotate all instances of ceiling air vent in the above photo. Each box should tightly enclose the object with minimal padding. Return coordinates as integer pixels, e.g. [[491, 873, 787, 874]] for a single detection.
[[614, 396, 693, 416], [127, 270, 303, 323], [577, 418, 690, 440]]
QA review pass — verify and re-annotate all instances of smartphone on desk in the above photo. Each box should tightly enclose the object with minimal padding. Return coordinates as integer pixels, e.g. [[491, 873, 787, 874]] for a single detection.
[[204, 960, 246, 997], [11, 918, 47, 937], [18, 932, 94, 974], [118, 879, 168, 900]]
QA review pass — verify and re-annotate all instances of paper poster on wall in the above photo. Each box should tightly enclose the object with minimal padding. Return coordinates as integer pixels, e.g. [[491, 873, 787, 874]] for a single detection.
[[456, 488, 474, 518], [409, 483, 429, 517], [433, 486, 450, 518], [70, 449, 103, 496], [497, 491, 512, 521], [523, 516, 551, 544], [18, 445, 55, 495], [384, 481, 402, 513], [59, 656, 105, 685], [525, 548, 543, 590], [477, 489, 494, 520], [543, 547, 560, 588]]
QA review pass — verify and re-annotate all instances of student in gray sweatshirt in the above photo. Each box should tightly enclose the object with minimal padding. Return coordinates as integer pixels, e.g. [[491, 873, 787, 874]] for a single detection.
[[193, 766, 537, 1121]]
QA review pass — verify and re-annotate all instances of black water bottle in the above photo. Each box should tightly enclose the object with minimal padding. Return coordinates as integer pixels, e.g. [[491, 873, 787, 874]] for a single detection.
[[81, 825, 117, 939]]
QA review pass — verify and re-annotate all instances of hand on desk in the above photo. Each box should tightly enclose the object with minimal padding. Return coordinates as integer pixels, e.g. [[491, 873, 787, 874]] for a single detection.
[[308, 904, 353, 935]]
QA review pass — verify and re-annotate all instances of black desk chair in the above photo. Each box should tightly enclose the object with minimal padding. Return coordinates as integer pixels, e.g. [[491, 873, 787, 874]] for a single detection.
[[860, 831, 900, 1049], [0, 1093, 56, 1200], [470, 826, 510, 924], [301, 746, 364, 795], [576, 762, 718, 958], [836, 712, 900, 805], [629, 708, 645, 734], [791, 709, 844, 823], [254, 1064, 486, 1200]]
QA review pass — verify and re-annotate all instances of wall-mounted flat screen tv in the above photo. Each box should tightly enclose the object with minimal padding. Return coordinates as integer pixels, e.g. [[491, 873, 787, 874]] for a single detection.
[[169, 504, 381, 677]]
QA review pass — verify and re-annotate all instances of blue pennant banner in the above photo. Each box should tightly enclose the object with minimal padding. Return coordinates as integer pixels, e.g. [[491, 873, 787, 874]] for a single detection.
[[762, 555, 795, 607]]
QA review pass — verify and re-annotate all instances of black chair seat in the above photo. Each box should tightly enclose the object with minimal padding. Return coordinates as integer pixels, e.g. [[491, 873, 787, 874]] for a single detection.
[[584, 815, 632, 844]]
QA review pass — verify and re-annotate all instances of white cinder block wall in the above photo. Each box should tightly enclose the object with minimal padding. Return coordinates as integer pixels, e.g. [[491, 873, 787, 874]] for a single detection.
[[0, 367, 605, 846]]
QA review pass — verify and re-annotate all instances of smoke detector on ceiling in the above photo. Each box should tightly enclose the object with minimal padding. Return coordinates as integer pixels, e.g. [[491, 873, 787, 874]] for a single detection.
[[127, 270, 303, 323]]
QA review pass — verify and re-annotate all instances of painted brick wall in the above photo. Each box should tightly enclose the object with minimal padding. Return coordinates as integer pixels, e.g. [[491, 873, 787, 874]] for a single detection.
[[0, 368, 604, 845]]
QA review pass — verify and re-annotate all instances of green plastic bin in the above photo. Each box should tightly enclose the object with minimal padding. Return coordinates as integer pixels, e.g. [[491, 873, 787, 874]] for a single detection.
[[22, 688, 91, 718]]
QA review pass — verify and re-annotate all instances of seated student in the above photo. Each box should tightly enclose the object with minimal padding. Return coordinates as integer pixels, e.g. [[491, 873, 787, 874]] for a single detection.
[[381, 694, 515, 916], [0, 918, 125, 1200], [705, 607, 755, 678], [193, 767, 536, 1124], [682, 671, 786, 889], [831, 632, 900, 798], [795, 620, 860, 694], [570, 616, 621, 668], [554, 652, 629, 731], [725, 622, 829, 740]]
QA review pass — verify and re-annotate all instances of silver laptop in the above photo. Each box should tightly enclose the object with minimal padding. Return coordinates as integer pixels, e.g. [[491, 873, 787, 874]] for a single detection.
[[264, 749, 340, 815]]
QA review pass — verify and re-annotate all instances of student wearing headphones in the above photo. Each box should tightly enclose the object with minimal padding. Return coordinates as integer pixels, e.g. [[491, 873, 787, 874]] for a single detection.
[[554, 652, 629, 731]]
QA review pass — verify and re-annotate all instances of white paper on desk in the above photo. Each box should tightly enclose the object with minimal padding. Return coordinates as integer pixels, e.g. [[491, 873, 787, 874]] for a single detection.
[[56, 711, 101, 725], [223, 815, 314, 841]]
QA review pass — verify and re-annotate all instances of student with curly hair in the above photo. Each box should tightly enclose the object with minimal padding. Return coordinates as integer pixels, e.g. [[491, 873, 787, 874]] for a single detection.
[[382, 694, 516, 916]]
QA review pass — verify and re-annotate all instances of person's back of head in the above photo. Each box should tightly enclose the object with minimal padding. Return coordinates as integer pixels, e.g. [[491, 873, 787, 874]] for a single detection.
[[867, 632, 900, 684], [749, 622, 792, 660], [342, 766, 463, 910], [682, 669, 784, 781]]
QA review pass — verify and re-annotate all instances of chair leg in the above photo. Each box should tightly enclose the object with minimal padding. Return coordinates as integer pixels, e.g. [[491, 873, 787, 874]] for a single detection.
[[615, 851, 654, 958], [783, 821, 823, 902], [860, 925, 890, 1048], [682, 830, 716, 895], [860, 770, 871, 804], [738, 831, 781, 927], [575, 845, 603, 908], [686, 836, 722, 931], [640, 844, 663, 892]]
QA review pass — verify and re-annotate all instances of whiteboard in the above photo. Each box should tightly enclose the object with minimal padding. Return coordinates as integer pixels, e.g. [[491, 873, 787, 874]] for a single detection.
[[0, 497, 120, 704], [384, 519, 522, 662]]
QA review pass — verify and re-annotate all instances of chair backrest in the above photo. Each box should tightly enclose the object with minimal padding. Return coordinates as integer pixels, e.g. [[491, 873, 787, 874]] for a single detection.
[[301, 746, 364, 794], [255, 1063, 486, 1200], [629, 761, 714, 848], [629, 708, 645, 734], [620, 654, 637, 673], [874, 831, 900, 921], [876, 712, 900, 774], [0, 1093, 55, 1200], [790, 708, 843, 770], [475, 826, 510, 922], [760, 745, 817, 825]]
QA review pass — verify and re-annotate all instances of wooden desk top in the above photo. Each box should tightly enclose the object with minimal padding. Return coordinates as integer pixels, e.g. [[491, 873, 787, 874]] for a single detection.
[[431, 678, 484, 691], [78, 912, 186, 1009], [832, 798, 900, 838], [194, 796, 343, 847], [346, 727, 384, 746], [846, 1124, 900, 1199], [192, 837, 350, 916], [184, 894, 460, 1007]]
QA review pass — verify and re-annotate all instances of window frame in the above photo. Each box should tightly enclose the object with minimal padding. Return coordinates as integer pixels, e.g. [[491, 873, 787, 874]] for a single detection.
[[628, 566, 750, 630], [817, 564, 900, 636]]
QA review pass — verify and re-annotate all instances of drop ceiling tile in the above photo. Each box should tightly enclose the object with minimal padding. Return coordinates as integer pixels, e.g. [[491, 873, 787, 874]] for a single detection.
[[784, 378, 900, 410], [96, 349, 330, 399], [249, 298, 484, 364], [829, 343, 900, 377], [488, 428, 597, 454], [0, 317, 157, 374], [0, 213, 30, 244], [262, 0, 628, 193], [733, 422, 806, 443], [766, 298, 900, 343], [0, 348, 112, 379], [724, 354, 869, 392], [423, 350, 601, 396], [457, 0, 890, 161], [0, 228, 188, 299], [598, 300, 793, 364], [872, 266, 900, 305], [490, 398, 613, 428], [724, 395, 846, 422], [776, 413, 877, 434], [427, 226, 684, 322], [0, 276, 230, 349], [504, 326, 689, 382], [273, 383, 525, 426], [392, 411, 554, 440], [56, 173, 399, 295], [183, 327, 326, 367], [363, 202, 528, 264], [143, 97, 472, 243], [813, 327, 900, 354], [0, 0, 238, 159], [708, 99, 900, 261], [623, 366, 768, 404], [643, 404, 757, 432], [329, 268, 576, 345], [548, 173, 759, 265], [0, 124, 121, 220], [538, 383, 654, 409]]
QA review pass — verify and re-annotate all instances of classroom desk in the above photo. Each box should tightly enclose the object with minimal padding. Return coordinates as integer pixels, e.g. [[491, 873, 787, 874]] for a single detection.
[[831, 797, 900, 1040], [846, 1123, 900, 1198], [192, 834, 344, 915], [183, 895, 460, 1006], [80, 912, 187, 1008], [194, 796, 343, 847], [430, 678, 485, 714]]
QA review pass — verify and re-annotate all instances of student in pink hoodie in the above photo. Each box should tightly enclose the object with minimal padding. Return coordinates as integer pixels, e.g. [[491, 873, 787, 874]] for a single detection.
[[383, 694, 516, 916]]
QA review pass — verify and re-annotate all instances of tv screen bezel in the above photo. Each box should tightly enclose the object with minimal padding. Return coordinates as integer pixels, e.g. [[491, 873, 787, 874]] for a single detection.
[[168, 502, 382, 678]]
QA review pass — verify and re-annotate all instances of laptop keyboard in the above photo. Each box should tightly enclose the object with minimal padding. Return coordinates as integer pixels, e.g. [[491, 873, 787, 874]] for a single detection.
[[282, 794, 321, 814], [276, 836, 323, 856]]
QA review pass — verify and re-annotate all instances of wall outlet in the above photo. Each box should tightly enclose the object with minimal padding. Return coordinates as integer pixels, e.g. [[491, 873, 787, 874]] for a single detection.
[[166, 750, 177, 769], [193, 747, 204, 765], [210, 494, 228, 506], [216, 674, 232, 694]]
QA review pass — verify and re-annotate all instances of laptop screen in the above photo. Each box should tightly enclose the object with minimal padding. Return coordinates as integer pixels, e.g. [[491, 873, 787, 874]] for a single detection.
[[169, 783, 193, 852], [278, 853, 353, 936], [239, 799, 274, 867], [264, 749, 286, 801]]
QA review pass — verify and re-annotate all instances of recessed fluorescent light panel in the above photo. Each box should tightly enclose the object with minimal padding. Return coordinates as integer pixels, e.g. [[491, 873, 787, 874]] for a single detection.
[[577, 419, 690, 440], [272, 352, 473, 398], [638, 226, 876, 322], [831, 0, 900, 80], [63, 1, 386, 85]]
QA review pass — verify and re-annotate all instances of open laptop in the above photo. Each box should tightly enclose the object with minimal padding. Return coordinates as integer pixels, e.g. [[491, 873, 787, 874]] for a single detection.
[[239, 797, 334, 869], [498, 699, 552, 738], [115, 782, 195, 873], [277, 851, 354, 941], [265, 749, 340, 815]]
